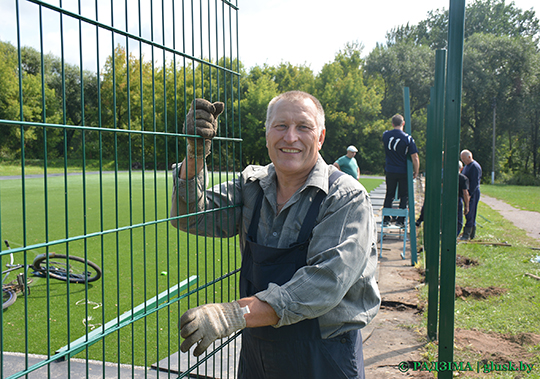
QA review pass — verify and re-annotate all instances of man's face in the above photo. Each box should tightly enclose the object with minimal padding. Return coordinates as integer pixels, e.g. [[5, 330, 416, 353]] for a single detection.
[[347, 151, 356, 158], [266, 98, 325, 178], [461, 152, 472, 165]]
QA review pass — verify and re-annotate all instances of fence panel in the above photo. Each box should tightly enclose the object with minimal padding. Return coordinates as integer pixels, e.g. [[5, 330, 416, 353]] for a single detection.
[[0, 0, 241, 377]]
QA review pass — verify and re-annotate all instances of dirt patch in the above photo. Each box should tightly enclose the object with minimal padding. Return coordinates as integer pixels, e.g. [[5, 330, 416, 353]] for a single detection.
[[456, 254, 479, 268], [455, 285, 507, 300], [454, 328, 540, 364], [398, 267, 424, 282], [503, 332, 540, 347], [380, 300, 421, 312]]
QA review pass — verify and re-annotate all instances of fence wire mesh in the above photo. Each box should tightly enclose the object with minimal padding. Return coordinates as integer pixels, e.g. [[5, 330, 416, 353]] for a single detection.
[[0, 0, 241, 378]]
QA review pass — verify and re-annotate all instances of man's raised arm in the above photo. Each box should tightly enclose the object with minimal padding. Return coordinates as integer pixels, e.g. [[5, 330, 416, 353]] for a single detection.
[[179, 98, 224, 180]]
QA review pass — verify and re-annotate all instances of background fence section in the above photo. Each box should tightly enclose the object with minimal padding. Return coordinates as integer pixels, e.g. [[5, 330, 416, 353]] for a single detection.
[[0, 0, 241, 377]]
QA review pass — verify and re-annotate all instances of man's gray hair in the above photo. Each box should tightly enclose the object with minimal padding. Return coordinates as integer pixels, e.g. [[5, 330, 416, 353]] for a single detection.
[[461, 149, 472, 158], [265, 91, 325, 134]]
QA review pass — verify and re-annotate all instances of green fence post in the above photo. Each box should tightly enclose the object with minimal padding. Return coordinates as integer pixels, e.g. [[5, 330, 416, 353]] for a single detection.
[[426, 49, 447, 341], [403, 87, 417, 265], [438, 0, 466, 377], [424, 87, 436, 337]]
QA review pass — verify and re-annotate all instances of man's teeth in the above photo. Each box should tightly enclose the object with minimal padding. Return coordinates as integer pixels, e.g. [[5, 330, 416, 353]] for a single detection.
[[282, 149, 299, 153]]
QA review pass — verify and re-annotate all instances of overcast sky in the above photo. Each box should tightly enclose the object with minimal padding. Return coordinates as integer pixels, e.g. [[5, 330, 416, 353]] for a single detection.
[[239, 0, 539, 73], [0, 0, 538, 75]]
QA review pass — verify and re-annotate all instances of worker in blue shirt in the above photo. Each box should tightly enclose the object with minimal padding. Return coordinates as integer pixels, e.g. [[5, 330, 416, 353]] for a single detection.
[[460, 149, 482, 240], [382, 114, 419, 227]]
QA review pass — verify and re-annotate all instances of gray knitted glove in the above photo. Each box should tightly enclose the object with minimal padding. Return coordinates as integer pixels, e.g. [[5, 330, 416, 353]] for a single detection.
[[180, 301, 246, 356], [183, 99, 225, 158]]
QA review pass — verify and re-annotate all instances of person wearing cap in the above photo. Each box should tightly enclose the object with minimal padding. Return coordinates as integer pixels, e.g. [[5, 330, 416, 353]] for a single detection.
[[333, 145, 361, 180]]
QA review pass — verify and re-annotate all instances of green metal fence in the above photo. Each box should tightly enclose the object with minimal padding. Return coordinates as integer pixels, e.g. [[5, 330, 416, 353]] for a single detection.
[[1, 0, 241, 377]]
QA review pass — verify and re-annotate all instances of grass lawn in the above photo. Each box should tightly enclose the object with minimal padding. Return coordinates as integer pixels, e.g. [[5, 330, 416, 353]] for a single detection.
[[0, 159, 119, 176], [359, 178, 384, 193], [1, 170, 240, 366], [418, 186, 540, 377], [481, 184, 540, 213]]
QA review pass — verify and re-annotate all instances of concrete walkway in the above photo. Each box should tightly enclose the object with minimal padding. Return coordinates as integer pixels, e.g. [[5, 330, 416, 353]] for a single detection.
[[363, 182, 429, 378], [480, 194, 540, 242], [1, 352, 167, 379]]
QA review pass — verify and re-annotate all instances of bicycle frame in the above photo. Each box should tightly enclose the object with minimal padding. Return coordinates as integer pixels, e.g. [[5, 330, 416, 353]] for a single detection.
[[2, 241, 32, 285]]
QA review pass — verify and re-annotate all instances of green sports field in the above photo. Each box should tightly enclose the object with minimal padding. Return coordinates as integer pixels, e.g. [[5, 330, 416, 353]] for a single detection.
[[1, 170, 241, 366]]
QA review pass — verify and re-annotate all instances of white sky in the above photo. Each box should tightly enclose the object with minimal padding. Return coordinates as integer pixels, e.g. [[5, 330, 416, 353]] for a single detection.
[[0, 0, 538, 75], [239, 0, 539, 73]]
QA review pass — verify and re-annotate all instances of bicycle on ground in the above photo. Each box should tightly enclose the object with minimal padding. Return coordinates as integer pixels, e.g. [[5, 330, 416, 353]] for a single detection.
[[2, 240, 102, 309]]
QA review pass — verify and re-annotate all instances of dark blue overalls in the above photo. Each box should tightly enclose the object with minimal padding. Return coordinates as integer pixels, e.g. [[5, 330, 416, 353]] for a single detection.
[[238, 172, 365, 379]]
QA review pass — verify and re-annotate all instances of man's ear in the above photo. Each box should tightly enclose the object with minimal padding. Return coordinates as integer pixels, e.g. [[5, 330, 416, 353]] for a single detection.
[[318, 128, 326, 150]]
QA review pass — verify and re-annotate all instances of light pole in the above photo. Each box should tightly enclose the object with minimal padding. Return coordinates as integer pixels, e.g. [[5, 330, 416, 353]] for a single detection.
[[492, 97, 496, 184]]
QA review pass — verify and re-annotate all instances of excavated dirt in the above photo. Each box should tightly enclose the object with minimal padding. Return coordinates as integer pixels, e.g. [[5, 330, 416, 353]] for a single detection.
[[364, 184, 540, 378], [455, 285, 507, 300], [456, 254, 479, 268], [454, 329, 540, 377]]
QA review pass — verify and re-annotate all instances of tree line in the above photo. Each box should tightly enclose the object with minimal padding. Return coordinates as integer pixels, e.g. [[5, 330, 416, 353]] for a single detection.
[[0, 0, 539, 183]]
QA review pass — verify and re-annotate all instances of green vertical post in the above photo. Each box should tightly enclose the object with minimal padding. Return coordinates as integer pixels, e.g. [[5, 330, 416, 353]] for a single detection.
[[423, 87, 438, 282], [426, 49, 447, 341], [438, 0, 466, 377], [403, 87, 417, 265]]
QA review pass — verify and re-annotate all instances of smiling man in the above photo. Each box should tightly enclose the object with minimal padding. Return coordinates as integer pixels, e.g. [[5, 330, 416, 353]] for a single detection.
[[171, 91, 380, 378]]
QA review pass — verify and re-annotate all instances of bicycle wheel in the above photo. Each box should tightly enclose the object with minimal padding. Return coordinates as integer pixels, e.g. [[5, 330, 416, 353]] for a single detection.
[[3, 288, 17, 309], [32, 253, 102, 283]]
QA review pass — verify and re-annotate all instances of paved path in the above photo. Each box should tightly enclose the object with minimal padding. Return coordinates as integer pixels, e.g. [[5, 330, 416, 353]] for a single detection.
[[480, 194, 540, 242]]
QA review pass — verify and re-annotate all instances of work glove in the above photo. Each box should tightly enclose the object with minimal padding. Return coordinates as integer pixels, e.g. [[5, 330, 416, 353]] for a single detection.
[[183, 99, 225, 158], [180, 301, 246, 356]]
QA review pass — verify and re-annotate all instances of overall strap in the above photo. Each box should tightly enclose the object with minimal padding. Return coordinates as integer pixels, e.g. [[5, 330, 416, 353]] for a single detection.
[[248, 170, 345, 244], [295, 170, 344, 243], [247, 190, 265, 243]]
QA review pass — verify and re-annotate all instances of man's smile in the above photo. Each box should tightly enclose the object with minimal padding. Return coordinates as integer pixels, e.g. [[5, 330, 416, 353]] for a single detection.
[[280, 148, 301, 153]]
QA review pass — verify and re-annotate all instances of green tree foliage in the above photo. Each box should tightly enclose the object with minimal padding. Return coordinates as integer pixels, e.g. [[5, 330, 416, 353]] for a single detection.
[[374, 0, 540, 181], [364, 42, 433, 170], [238, 63, 315, 166], [239, 71, 278, 166], [99, 46, 243, 169], [0, 42, 20, 124], [0, 41, 63, 159], [238, 44, 386, 174], [386, 0, 540, 49], [315, 42, 385, 173], [462, 33, 539, 177], [2, 0, 539, 180], [100, 45, 154, 164], [521, 54, 540, 178]]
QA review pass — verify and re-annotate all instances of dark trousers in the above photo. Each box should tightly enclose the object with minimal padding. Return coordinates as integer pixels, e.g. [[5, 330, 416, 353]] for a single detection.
[[457, 197, 464, 235], [383, 172, 408, 222], [465, 189, 480, 227], [239, 329, 364, 379]]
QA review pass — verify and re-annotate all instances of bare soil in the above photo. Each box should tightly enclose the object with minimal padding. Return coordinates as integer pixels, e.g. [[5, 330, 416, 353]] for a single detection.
[[455, 285, 507, 300], [456, 254, 479, 268], [364, 186, 540, 378]]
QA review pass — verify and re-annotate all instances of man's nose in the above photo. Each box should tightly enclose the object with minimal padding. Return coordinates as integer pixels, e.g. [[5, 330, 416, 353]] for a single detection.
[[283, 126, 299, 143]]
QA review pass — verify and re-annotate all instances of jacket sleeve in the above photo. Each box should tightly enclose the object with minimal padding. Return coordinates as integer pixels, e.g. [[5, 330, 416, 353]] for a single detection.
[[170, 162, 243, 238]]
